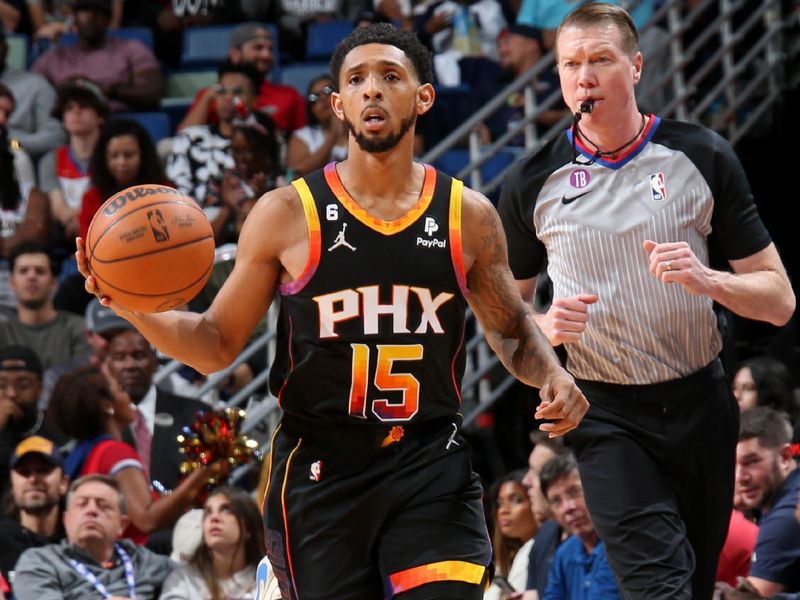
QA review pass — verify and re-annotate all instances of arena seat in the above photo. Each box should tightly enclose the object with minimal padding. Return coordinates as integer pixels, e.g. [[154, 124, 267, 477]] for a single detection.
[[305, 20, 353, 61], [114, 111, 172, 143]]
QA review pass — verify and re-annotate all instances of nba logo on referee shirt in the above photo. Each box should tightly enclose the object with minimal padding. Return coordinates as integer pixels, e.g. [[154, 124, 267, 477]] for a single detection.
[[650, 173, 668, 202], [309, 460, 323, 481]]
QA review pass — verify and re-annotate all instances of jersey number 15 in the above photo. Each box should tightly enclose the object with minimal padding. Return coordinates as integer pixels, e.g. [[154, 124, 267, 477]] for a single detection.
[[348, 343, 423, 421]]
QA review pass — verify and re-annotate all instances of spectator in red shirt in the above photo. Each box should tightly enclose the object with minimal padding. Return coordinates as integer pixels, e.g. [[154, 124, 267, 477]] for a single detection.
[[716, 509, 759, 587], [177, 22, 306, 135]]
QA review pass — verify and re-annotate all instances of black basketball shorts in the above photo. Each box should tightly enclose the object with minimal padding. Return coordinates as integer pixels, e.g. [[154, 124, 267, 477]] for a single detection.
[[262, 418, 492, 599]]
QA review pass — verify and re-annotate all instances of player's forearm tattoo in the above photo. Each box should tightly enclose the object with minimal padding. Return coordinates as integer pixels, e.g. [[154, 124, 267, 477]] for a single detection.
[[467, 202, 558, 385]]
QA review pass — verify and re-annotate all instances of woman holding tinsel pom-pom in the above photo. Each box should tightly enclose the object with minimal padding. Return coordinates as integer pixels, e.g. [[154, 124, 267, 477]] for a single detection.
[[47, 366, 227, 545], [158, 486, 280, 600]]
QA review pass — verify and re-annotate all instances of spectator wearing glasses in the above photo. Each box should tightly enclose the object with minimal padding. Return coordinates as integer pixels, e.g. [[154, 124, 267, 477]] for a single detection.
[[540, 454, 620, 600], [166, 62, 262, 208], [0, 345, 63, 501], [206, 111, 284, 245], [178, 22, 306, 135], [286, 74, 348, 178]]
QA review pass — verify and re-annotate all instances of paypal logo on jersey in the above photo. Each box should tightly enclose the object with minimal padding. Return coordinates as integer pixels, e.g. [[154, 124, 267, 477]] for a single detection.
[[418, 216, 447, 248], [424, 216, 439, 236]]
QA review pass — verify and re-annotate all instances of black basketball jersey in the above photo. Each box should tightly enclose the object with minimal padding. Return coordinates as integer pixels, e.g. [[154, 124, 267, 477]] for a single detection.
[[268, 163, 470, 426]]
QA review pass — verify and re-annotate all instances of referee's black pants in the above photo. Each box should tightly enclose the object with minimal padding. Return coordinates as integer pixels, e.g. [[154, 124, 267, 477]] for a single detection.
[[566, 359, 738, 600]]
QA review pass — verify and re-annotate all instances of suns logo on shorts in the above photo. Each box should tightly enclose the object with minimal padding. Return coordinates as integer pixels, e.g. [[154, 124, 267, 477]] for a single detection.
[[309, 460, 324, 481]]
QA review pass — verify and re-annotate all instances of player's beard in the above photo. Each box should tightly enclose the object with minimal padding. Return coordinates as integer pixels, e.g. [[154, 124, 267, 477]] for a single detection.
[[344, 110, 417, 154]]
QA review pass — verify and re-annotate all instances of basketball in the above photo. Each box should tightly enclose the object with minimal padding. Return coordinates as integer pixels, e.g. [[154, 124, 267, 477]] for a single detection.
[[86, 184, 215, 313]]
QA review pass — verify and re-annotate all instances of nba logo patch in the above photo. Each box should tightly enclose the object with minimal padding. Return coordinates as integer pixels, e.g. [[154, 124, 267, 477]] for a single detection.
[[309, 460, 323, 481], [650, 173, 667, 201]]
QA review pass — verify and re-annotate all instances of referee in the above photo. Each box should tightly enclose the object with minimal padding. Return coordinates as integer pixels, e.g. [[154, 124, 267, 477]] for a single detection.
[[498, 4, 795, 600]]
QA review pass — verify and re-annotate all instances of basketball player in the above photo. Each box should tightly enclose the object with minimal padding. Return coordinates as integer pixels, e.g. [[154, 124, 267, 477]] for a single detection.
[[76, 24, 588, 599], [497, 4, 795, 600]]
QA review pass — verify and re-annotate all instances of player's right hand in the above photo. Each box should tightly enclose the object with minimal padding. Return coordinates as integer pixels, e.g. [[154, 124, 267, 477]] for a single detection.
[[75, 238, 138, 321], [535, 370, 589, 437], [74, 236, 94, 287], [75, 237, 110, 306], [539, 294, 598, 345]]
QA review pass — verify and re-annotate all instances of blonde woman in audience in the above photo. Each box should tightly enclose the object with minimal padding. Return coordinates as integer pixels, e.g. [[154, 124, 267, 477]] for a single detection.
[[159, 486, 280, 600]]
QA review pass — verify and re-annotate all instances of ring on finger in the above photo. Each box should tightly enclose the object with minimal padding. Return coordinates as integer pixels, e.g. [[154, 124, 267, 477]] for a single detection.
[[664, 260, 673, 271]]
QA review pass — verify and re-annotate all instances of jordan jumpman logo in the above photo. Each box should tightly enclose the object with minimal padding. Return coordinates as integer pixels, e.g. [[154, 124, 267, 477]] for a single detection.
[[328, 222, 356, 252]]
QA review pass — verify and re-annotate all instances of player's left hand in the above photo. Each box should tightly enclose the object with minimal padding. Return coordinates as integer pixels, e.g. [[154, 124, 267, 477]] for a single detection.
[[535, 371, 588, 437], [643, 240, 713, 295]]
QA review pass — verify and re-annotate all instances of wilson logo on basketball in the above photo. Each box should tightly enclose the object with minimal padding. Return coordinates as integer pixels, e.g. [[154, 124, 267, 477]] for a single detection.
[[102, 185, 183, 216], [147, 209, 170, 242]]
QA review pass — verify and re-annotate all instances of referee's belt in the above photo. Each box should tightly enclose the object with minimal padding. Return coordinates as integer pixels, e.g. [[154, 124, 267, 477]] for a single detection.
[[279, 414, 460, 450]]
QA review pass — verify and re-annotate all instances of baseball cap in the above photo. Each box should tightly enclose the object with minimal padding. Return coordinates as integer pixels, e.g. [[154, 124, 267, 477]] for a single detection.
[[0, 345, 43, 375], [71, 0, 112, 14], [229, 22, 272, 50], [84, 298, 132, 334], [500, 24, 543, 43], [10, 436, 64, 470]]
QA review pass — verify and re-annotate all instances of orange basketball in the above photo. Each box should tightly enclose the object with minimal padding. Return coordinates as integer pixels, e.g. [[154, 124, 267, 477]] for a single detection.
[[86, 184, 215, 313]]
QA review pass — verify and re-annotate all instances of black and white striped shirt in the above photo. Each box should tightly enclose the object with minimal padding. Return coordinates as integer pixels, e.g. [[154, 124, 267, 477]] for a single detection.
[[499, 116, 771, 384]]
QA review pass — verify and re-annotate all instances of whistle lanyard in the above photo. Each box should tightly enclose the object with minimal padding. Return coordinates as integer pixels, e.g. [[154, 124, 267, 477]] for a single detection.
[[68, 543, 137, 599]]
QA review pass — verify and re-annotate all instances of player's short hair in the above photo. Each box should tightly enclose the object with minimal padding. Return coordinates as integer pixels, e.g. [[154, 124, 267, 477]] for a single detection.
[[556, 2, 640, 59], [539, 452, 579, 499], [739, 406, 792, 449], [330, 23, 433, 90]]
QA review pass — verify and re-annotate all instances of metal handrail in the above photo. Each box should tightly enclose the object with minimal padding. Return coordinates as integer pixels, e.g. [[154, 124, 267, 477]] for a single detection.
[[421, 0, 789, 200]]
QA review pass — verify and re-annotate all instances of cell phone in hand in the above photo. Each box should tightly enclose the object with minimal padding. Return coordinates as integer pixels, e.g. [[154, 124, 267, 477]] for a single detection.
[[493, 575, 517, 594]]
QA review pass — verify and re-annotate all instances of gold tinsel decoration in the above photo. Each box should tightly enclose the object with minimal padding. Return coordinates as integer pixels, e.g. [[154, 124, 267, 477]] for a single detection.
[[177, 407, 261, 505]]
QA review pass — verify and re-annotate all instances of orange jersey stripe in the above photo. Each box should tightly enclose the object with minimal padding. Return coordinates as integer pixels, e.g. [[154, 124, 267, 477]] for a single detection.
[[281, 178, 322, 295], [259, 424, 283, 515], [323, 162, 437, 235], [448, 177, 469, 298], [389, 560, 486, 594], [281, 438, 303, 597]]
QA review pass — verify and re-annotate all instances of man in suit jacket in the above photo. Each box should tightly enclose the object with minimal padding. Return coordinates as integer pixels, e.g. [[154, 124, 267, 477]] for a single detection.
[[104, 327, 208, 492]]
